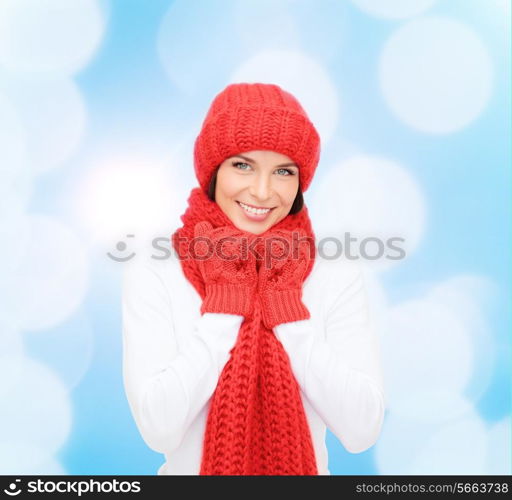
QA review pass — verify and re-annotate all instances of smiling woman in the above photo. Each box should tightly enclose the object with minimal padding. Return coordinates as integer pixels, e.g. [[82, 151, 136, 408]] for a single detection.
[[207, 152, 305, 228], [208, 150, 301, 234], [122, 82, 385, 476]]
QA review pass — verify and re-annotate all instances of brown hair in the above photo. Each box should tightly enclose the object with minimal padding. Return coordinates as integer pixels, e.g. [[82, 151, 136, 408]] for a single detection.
[[207, 168, 304, 215]]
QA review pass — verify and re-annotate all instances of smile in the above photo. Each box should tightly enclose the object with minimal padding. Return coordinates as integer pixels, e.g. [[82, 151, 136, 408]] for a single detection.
[[236, 201, 275, 221]]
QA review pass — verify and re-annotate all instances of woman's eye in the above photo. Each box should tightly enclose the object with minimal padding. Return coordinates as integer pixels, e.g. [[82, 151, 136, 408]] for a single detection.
[[232, 161, 295, 176], [233, 161, 251, 170], [276, 168, 295, 176]]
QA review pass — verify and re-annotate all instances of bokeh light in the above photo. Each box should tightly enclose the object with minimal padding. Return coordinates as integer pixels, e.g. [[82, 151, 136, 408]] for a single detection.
[[0, 0, 106, 76], [0, 215, 90, 331], [73, 157, 185, 255], [0, 0, 508, 477], [230, 50, 340, 144], [309, 154, 426, 269], [0, 77, 87, 173], [0, 441, 67, 475], [382, 296, 474, 421], [350, 0, 439, 19], [0, 357, 72, 456], [379, 17, 493, 133]]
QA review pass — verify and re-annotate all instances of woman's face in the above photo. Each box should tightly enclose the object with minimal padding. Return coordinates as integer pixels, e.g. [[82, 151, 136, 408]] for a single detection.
[[215, 150, 300, 235]]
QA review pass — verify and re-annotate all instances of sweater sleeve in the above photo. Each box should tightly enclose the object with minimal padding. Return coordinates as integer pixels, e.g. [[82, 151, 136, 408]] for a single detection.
[[273, 264, 385, 454], [121, 260, 243, 454]]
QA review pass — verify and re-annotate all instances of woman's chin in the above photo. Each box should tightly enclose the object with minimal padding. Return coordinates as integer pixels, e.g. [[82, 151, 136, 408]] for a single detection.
[[237, 221, 271, 235], [232, 215, 273, 234]]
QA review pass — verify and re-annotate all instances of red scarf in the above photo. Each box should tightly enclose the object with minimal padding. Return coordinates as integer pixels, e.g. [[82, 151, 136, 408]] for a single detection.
[[171, 187, 318, 475]]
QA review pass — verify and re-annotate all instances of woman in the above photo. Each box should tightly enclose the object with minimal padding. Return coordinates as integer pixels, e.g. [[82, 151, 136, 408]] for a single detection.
[[122, 82, 385, 475]]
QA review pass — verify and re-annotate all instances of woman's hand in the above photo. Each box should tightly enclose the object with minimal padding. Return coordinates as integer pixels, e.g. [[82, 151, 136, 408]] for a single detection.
[[257, 228, 313, 329], [194, 221, 258, 317]]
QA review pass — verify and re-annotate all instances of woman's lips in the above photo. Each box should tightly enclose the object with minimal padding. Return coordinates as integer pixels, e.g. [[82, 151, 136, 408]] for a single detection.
[[236, 201, 274, 222]]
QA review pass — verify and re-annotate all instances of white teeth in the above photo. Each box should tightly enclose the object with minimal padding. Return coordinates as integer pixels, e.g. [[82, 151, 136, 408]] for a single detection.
[[238, 202, 271, 215]]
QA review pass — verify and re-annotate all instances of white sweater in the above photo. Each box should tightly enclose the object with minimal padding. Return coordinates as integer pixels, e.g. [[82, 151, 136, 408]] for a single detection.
[[121, 249, 386, 475]]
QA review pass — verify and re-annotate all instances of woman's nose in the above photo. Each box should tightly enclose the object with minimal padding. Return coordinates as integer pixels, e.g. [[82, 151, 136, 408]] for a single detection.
[[249, 174, 273, 202]]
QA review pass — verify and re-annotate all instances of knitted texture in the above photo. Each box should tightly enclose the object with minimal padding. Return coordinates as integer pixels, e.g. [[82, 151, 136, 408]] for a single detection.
[[171, 187, 318, 475], [194, 82, 321, 194], [256, 228, 312, 329], [193, 223, 258, 318]]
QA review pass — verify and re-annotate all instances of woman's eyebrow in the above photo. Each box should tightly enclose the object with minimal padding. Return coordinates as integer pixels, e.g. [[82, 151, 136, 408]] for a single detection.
[[232, 154, 298, 169]]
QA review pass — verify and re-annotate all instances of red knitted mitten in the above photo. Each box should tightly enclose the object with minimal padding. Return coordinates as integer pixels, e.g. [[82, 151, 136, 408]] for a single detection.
[[194, 221, 258, 317], [257, 228, 313, 329]]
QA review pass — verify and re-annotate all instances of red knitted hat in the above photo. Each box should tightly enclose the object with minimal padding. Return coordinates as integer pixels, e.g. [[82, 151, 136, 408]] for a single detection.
[[194, 82, 321, 194]]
